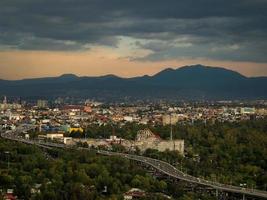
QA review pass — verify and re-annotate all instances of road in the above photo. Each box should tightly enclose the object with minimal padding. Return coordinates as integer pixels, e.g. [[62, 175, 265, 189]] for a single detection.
[[1, 126, 267, 199], [97, 150, 267, 199]]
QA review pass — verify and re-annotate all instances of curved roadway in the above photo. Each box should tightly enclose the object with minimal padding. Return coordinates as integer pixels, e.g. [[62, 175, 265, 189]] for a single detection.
[[1, 127, 267, 199], [97, 150, 267, 199]]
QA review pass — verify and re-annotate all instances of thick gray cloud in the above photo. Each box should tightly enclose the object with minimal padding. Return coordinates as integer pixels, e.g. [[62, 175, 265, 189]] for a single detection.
[[0, 0, 267, 62]]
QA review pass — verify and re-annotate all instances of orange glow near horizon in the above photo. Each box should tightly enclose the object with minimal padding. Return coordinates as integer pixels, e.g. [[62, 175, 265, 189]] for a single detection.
[[0, 49, 267, 80]]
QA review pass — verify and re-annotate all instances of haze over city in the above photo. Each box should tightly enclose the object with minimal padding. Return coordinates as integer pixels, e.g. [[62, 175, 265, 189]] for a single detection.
[[1, 0, 267, 79]]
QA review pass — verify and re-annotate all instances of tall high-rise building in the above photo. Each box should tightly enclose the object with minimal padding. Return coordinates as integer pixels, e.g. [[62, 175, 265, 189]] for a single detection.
[[37, 100, 48, 108], [162, 114, 179, 125], [3, 96, 7, 105]]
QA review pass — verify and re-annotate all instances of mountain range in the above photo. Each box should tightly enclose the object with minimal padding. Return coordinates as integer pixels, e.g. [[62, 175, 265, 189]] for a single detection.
[[1, 65, 267, 101]]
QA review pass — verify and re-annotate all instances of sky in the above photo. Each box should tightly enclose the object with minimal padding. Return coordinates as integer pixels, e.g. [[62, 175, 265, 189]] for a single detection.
[[0, 0, 267, 80]]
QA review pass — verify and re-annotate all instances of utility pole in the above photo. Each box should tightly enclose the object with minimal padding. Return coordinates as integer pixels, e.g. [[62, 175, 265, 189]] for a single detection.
[[170, 113, 173, 141], [170, 113, 176, 151]]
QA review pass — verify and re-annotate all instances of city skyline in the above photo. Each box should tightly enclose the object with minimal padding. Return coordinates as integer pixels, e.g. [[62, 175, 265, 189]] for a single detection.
[[1, 0, 267, 79]]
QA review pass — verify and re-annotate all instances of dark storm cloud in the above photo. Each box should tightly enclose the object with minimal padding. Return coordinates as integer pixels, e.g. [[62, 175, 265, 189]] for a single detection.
[[0, 0, 267, 62]]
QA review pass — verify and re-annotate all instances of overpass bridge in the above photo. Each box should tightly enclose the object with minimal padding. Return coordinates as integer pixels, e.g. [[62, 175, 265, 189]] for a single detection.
[[1, 128, 267, 199], [97, 150, 267, 199]]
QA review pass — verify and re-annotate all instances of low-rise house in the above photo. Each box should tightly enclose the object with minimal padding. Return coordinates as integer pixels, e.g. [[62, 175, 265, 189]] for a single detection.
[[124, 188, 146, 200], [3, 189, 17, 200]]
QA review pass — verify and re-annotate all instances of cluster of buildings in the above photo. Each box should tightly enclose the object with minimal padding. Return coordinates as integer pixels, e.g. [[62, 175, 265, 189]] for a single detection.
[[83, 128, 184, 154], [0, 96, 21, 110], [1, 96, 267, 153]]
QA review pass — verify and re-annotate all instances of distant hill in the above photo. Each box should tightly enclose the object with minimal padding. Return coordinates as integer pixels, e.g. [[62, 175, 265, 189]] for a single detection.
[[1, 64, 267, 100]]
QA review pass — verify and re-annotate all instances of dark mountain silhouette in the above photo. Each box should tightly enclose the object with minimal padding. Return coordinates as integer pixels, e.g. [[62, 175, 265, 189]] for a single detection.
[[1, 65, 267, 100]]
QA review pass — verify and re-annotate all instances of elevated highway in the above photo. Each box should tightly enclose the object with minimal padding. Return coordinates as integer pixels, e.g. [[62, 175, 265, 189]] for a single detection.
[[1, 127, 267, 199], [97, 150, 267, 199]]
